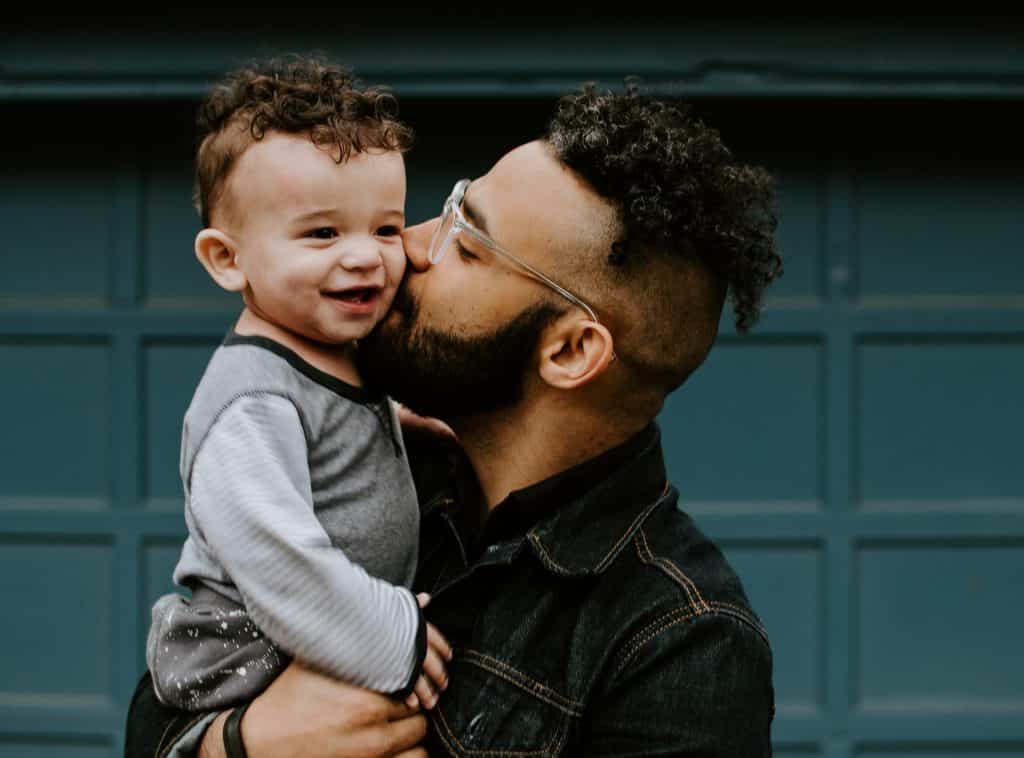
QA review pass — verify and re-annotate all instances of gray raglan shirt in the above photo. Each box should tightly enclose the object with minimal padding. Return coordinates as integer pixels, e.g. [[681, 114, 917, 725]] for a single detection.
[[152, 332, 422, 703]]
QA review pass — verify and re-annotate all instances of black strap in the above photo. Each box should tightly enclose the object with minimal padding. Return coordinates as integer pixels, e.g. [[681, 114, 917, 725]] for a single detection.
[[223, 702, 251, 758]]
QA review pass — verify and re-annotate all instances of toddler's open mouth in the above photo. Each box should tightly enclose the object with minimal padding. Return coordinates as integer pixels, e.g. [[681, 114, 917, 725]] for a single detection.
[[323, 286, 383, 314], [328, 287, 377, 304]]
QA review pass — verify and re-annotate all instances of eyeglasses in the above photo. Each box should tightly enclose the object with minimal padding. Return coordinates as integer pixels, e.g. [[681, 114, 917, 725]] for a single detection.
[[427, 179, 604, 326]]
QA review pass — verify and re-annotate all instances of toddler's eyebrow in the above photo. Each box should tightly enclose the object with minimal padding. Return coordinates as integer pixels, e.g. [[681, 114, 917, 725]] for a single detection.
[[292, 208, 405, 223], [293, 209, 336, 223]]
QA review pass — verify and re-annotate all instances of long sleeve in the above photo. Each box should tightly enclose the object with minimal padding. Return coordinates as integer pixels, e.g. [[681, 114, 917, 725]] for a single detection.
[[186, 392, 422, 695]]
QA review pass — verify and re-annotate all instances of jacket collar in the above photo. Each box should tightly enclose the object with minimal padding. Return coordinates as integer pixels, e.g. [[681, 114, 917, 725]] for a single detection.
[[418, 422, 672, 575], [522, 422, 671, 576]]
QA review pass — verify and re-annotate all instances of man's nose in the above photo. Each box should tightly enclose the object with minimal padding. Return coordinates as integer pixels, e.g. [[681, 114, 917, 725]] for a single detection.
[[401, 218, 437, 273]]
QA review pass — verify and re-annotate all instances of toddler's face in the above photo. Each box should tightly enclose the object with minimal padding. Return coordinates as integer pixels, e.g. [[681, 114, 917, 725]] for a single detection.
[[223, 133, 407, 345]]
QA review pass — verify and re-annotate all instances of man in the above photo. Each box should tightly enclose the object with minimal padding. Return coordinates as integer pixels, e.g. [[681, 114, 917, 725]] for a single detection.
[[126, 80, 782, 757]]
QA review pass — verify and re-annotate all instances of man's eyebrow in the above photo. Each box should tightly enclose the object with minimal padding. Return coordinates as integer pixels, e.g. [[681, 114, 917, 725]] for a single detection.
[[461, 193, 490, 235]]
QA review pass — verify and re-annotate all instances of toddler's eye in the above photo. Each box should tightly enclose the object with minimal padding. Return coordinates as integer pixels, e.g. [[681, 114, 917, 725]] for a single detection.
[[377, 225, 402, 237], [307, 227, 337, 239]]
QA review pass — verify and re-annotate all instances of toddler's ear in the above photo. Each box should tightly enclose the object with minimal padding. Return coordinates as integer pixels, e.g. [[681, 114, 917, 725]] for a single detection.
[[195, 228, 246, 292]]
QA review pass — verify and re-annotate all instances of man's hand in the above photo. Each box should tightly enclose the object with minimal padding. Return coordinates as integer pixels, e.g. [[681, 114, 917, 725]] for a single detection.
[[198, 662, 428, 758], [406, 593, 453, 710], [393, 401, 457, 442]]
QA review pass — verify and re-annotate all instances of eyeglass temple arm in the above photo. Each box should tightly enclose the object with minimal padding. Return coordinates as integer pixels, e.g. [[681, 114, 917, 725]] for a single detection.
[[457, 224, 602, 324]]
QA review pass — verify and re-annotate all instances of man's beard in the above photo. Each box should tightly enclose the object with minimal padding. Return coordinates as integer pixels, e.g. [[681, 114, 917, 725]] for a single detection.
[[356, 283, 560, 422]]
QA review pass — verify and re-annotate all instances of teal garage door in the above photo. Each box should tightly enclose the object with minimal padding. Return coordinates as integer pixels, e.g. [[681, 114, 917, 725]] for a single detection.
[[1, 90, 1022, 758]]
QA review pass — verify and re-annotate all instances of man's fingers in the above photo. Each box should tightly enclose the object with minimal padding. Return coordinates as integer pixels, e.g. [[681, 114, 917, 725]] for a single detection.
[[344, 714, 428, 757], [394, 402, 458, 441], [416, 592, 431, 608], [422, 417, 457, 440], [380, 714, 429, 755], [383, 695, 420, 721]]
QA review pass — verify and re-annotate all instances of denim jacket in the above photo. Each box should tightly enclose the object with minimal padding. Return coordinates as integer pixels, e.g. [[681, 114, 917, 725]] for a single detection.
[[125, 423, 774, 756]]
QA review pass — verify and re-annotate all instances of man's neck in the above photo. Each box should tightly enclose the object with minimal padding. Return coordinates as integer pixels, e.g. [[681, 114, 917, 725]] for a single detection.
[[452, 399, 652, 515]]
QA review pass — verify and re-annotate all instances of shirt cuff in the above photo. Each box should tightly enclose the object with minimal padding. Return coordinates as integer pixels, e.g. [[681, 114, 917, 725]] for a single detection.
[[390, 598, 427, 699]]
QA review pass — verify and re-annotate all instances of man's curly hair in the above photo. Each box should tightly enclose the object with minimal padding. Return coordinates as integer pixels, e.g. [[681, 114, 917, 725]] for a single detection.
[[546, 81, 781, 333], [194, 54, 413, 227]]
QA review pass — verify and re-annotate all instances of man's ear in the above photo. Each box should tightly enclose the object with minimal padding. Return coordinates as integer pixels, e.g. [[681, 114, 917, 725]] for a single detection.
[[195, 228, 247, 292], [538, 317, 615, 390]]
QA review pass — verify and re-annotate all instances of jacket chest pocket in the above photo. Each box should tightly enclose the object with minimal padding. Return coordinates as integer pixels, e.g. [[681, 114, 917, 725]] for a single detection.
[[430, 650, 580, 757]]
